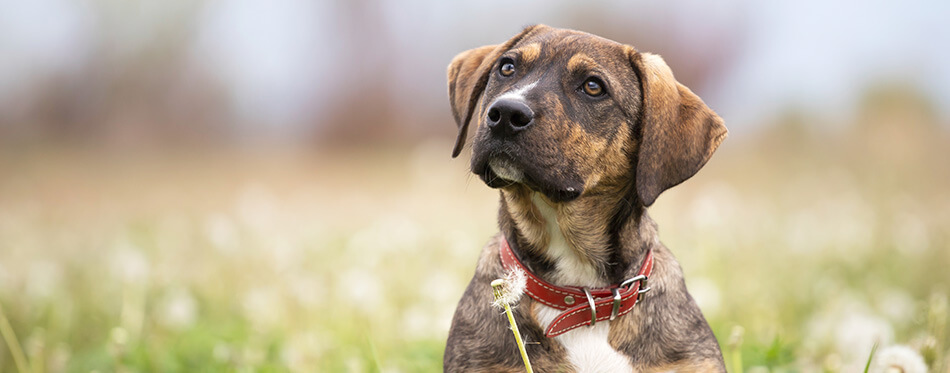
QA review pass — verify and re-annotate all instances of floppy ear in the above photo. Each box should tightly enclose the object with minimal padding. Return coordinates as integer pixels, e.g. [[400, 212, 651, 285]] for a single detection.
[[630, 52, 727, 206], [447, 25, 540, 157]]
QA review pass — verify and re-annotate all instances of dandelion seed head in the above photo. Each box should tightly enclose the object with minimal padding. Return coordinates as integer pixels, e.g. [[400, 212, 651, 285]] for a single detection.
[[491, 268, 526, 308], [872, 345, 927, 373]]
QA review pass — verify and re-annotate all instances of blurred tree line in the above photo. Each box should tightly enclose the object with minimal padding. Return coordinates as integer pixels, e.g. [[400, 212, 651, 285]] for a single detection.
[[0, 0, 944, 150]]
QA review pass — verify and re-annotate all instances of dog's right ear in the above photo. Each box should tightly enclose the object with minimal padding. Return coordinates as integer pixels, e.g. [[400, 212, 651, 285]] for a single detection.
[[447, 25, 540, 158]]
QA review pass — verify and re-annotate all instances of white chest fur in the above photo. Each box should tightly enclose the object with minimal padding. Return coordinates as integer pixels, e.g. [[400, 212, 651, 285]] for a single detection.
[[531, 194, 633, 372]]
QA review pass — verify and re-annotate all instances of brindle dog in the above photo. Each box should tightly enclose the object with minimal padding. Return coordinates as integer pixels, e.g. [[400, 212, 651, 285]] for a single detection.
[[444, 25, 728, 372]]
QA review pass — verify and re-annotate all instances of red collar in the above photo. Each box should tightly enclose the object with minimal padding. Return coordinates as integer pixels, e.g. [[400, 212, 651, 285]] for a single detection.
[[499, 238, 654, 337]]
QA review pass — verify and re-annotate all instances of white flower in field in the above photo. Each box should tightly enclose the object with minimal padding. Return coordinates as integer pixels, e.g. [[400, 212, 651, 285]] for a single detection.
[[807, 297, 896, 370], [110, 244, 150, 284], [159, 288, 197, 329], [871, 345, 927, 373], [834, 312, 893, 364]]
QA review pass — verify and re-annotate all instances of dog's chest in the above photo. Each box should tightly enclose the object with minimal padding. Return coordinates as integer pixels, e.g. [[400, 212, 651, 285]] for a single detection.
[[534, 306, 633, 372], [531, 195, 634, 372]]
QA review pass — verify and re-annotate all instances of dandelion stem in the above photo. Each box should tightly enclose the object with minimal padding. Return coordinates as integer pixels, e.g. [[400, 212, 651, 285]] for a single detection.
[[0, 301, 31, 373], [492, 279, 533, 373]]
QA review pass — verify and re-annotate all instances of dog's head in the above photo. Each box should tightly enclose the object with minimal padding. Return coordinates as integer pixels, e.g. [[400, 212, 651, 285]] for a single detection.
[[448, 25, 726, 206]]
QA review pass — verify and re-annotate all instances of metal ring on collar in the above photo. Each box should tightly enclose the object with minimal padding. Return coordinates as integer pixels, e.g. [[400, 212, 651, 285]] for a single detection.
[[620, 274, 648, 290], [583, 287, 596, 327], [610, 287, 622, 321]]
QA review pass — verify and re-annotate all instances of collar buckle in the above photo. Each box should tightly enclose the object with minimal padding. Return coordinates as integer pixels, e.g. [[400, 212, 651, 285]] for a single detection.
[[620, 274, 651, 299]]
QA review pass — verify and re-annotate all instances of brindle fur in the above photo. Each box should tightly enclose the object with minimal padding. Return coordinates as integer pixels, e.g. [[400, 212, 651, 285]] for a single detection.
[[444, 25, 727, 372]]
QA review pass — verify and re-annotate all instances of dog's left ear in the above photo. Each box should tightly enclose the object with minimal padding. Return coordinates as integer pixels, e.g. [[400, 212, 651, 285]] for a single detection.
[[447, 25, 540, 158], [629, 51, 728, 206]]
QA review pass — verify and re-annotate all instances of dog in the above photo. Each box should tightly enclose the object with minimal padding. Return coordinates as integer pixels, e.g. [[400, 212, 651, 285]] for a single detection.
[[443, 25, 728, 372]]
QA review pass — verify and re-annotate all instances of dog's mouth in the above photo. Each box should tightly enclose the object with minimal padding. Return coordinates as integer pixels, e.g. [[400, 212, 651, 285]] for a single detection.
[[473, 156, 583, 203]]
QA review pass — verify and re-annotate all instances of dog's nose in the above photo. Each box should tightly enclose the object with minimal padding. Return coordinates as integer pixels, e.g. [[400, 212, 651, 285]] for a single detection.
[[486, 99, 534, 136]]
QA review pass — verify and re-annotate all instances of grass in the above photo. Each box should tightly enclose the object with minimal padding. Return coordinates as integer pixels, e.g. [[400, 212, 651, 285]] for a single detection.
[[0, 117, 948, 371]]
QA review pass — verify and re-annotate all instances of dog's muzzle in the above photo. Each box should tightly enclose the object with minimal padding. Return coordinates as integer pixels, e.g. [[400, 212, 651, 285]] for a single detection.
[[471, 98, 583, 203]]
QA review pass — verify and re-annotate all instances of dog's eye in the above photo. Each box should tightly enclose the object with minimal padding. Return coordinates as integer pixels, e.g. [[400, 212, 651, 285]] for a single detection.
[[582, 78, 605, 96], [499, 58, 515, 77]]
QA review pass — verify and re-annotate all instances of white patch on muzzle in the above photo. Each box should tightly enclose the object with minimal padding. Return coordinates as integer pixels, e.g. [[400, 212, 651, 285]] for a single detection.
[[488, 158, 524, 182]]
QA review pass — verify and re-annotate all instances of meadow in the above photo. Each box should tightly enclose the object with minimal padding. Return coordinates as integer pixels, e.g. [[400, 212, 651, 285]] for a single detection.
[[0, 104, 948, 371]]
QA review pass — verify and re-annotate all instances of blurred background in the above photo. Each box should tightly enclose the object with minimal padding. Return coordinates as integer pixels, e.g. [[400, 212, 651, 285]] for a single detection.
[[0, 0, 948, 371]]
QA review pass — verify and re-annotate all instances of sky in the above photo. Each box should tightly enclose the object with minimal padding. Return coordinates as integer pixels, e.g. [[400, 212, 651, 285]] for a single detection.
[[0, 0, 947, 140]]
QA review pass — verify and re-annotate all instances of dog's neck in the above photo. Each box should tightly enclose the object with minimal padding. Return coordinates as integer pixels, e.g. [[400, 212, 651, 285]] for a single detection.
[[499, 184, 656, 287]]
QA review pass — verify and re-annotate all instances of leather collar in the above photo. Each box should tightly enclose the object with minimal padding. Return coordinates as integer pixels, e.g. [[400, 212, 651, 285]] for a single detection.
[[499, 238, 654, 337]]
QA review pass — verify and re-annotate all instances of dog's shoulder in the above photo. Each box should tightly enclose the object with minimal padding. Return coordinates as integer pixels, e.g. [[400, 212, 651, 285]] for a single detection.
[[444, 235, 575, 372], [443, 235, 513, 370], [610, 243, 726, 371]]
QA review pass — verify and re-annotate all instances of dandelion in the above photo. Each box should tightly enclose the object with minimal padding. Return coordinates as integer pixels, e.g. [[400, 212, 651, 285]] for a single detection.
[[834, 312, 894, 363], [491, 268, 531, 373], [871, 345, 927, 373], [491, 268, 526, 308]]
